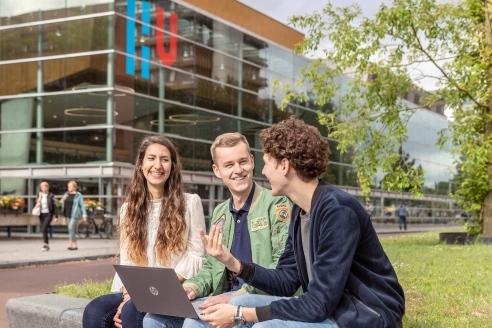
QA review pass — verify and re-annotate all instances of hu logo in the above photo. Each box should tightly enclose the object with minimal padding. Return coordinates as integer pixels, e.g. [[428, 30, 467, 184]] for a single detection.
[[149, 286, 159, 296], [126, 0, 178, 79]]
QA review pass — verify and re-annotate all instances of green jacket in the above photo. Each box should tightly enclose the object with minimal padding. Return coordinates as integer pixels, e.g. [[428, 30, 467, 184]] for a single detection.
[[183, 182, 292, 297]]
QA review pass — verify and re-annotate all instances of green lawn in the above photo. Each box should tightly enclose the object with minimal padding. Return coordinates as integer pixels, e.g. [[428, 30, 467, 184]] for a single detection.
[[56, 231, 492, 327], [381, 232, 492, 327]]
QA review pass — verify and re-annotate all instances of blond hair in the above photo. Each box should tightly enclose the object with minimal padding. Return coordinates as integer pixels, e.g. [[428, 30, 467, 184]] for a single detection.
[[210, 133, 251, 163]]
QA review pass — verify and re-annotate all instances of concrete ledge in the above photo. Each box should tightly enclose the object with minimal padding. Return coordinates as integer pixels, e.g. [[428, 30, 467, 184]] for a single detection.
[[6, 294, 88, 328]]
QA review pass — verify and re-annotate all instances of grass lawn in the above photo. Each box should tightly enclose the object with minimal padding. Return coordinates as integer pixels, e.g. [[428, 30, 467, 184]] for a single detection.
[[381, 231, 492, 327], [56, 231, 492, 327]]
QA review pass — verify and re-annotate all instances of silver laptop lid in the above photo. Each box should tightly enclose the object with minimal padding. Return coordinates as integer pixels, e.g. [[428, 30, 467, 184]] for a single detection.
[[113, 264, 200, 319]]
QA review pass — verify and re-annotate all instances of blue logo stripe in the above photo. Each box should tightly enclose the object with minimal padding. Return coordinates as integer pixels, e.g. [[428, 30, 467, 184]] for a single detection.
[[125, 0, 136, 76], [141, 0, 151, 78], [142, 0, 150, 35], [142, 46, 150, 79]]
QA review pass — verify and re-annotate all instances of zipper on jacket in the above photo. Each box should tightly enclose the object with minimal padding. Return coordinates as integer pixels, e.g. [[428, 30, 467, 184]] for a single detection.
[[292, 209, 306, 291], [348, 290, 382, 317]]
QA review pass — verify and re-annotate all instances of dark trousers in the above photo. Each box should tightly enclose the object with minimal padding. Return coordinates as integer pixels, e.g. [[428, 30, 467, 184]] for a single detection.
[[39, 213, 53, 244], [82, 293, 145, 328], [398, 215, 407, 230]]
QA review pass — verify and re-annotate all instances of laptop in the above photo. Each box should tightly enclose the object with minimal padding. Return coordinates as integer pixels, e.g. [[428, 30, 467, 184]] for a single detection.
[[113, 264, 202, 318]]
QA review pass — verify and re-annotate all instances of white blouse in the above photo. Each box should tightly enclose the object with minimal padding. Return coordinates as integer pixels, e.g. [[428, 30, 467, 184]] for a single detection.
[[111, 193, 206, 292]]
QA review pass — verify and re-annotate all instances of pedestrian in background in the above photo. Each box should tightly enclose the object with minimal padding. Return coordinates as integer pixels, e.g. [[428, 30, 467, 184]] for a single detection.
[[36, 181, 57, 251], [364, 201, 374, 219], [398, 203, 408, 231], [61, 180, 87, 250], [82, 134, 206, 328]]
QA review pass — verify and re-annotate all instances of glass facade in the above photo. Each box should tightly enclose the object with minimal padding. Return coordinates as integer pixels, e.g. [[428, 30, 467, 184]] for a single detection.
[[0, 0, 458, 227]]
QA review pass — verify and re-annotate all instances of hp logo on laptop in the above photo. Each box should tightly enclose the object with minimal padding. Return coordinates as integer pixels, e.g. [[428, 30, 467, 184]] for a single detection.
[[149, 286, 159, 296]]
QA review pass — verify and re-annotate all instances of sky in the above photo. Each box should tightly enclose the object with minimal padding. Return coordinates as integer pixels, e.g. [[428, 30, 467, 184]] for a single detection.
[[239, 0, 445, 93], [238, 0, 386, 32]]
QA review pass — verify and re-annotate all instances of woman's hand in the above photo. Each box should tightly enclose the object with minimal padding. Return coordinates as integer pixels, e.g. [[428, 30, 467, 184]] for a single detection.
[[113, 299, 126, 328], [199, 304, 235, 328], [113, 292, 130, 327]]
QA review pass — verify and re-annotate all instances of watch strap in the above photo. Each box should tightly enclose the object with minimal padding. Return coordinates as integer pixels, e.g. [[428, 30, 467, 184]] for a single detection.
[[234, 305, 245, 326]]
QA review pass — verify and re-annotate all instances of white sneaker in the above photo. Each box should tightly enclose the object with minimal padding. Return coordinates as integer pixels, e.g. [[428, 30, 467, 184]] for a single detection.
[[42, 246, 50, 251]]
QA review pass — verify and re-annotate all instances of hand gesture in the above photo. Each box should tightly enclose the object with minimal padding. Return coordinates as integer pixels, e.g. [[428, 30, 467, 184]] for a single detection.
[[199, 225, 231, 263]]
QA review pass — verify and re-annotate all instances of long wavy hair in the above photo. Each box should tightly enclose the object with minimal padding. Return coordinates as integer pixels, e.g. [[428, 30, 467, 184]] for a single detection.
[[120, 135, 187, 266]]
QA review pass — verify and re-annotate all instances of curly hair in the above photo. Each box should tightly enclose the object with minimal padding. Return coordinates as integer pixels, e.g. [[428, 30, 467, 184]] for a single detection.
[[120, 135, 187, 266], [260, 116, 331, 182]]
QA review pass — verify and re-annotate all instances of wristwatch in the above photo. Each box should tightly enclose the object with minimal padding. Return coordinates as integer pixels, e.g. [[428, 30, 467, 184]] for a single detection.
[[234, 305, 246, 326]]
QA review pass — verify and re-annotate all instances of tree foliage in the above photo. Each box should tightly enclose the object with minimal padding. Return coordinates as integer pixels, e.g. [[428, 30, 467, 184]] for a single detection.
[[381, 146, 424, 194], [288, 0, 492, 237]]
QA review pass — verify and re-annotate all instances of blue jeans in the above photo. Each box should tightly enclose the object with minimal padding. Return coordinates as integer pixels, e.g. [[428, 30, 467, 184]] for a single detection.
[[67, 217, 79, 241], [82, 293, 146, 328], [143, 294, 337, 328], [398, 215, 407, 230]]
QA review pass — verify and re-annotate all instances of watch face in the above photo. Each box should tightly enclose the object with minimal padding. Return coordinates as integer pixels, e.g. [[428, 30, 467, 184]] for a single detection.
[[234, 318, 245, 326]]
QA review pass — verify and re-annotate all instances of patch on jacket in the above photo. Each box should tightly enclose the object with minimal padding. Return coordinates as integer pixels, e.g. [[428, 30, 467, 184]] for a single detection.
[[275, 204, 291, 222], [251, 217, 269, 231]]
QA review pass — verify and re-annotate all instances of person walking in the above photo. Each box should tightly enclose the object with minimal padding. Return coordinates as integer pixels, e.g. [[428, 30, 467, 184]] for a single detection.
[[36, 181, 58, 251], [398, 203, 408, 231], [199, 117, 405, 328], [60, 180, 87, 250], [364, 201, 374, 219], [143, 132, 292, 328], [82, 134, 206, 328]]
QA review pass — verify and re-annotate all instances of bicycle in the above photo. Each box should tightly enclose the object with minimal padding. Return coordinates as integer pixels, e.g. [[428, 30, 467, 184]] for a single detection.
[[76, 209, 117, 239]]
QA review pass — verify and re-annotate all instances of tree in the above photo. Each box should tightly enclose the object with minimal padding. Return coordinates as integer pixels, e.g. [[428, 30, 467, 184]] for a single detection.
[[287, 0, 492, 238], [380, 146, 424, 193]]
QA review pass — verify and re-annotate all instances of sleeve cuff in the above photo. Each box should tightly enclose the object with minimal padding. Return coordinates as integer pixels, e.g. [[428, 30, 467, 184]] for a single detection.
[[182, 282, 202, 298], [238, 261, 255, 282], [256, 305, 272, 322]]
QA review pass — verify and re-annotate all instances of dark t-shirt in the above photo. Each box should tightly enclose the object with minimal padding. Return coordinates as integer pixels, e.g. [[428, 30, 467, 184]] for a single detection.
[[64, 194, 75, 218]]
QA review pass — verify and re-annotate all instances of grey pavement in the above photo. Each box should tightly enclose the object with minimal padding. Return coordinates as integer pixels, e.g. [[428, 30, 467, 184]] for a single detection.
[[0, 233, 119, 269], [0, 223, 463, 269]]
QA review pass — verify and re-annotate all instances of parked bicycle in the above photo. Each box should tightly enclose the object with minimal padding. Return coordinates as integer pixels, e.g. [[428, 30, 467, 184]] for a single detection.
[[76, 208, 117, 239]]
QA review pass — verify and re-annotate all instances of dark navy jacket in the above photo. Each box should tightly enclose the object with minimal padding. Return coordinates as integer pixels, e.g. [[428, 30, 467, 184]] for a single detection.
[[240, 181, 405, 327]]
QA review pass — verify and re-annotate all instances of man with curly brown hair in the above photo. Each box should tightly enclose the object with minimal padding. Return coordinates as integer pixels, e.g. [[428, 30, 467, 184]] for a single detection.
[[199, 116, 405, 328]]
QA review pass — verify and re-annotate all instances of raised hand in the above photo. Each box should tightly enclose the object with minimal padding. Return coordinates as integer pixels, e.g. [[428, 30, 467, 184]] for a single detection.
[[199, 225, 242, 276], [199, 225, 231, 263]]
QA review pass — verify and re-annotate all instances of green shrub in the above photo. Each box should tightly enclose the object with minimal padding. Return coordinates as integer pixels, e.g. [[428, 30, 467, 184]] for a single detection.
[[54, 279, 112, 299]]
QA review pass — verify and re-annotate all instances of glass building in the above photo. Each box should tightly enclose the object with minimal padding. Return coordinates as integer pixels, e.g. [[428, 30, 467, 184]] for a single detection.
[[0, 0, 458, 227]]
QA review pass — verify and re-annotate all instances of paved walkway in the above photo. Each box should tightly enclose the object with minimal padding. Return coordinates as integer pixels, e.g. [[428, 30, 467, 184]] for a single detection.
[[0, 233, 119, 269], [0, 223, 463, 269]]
